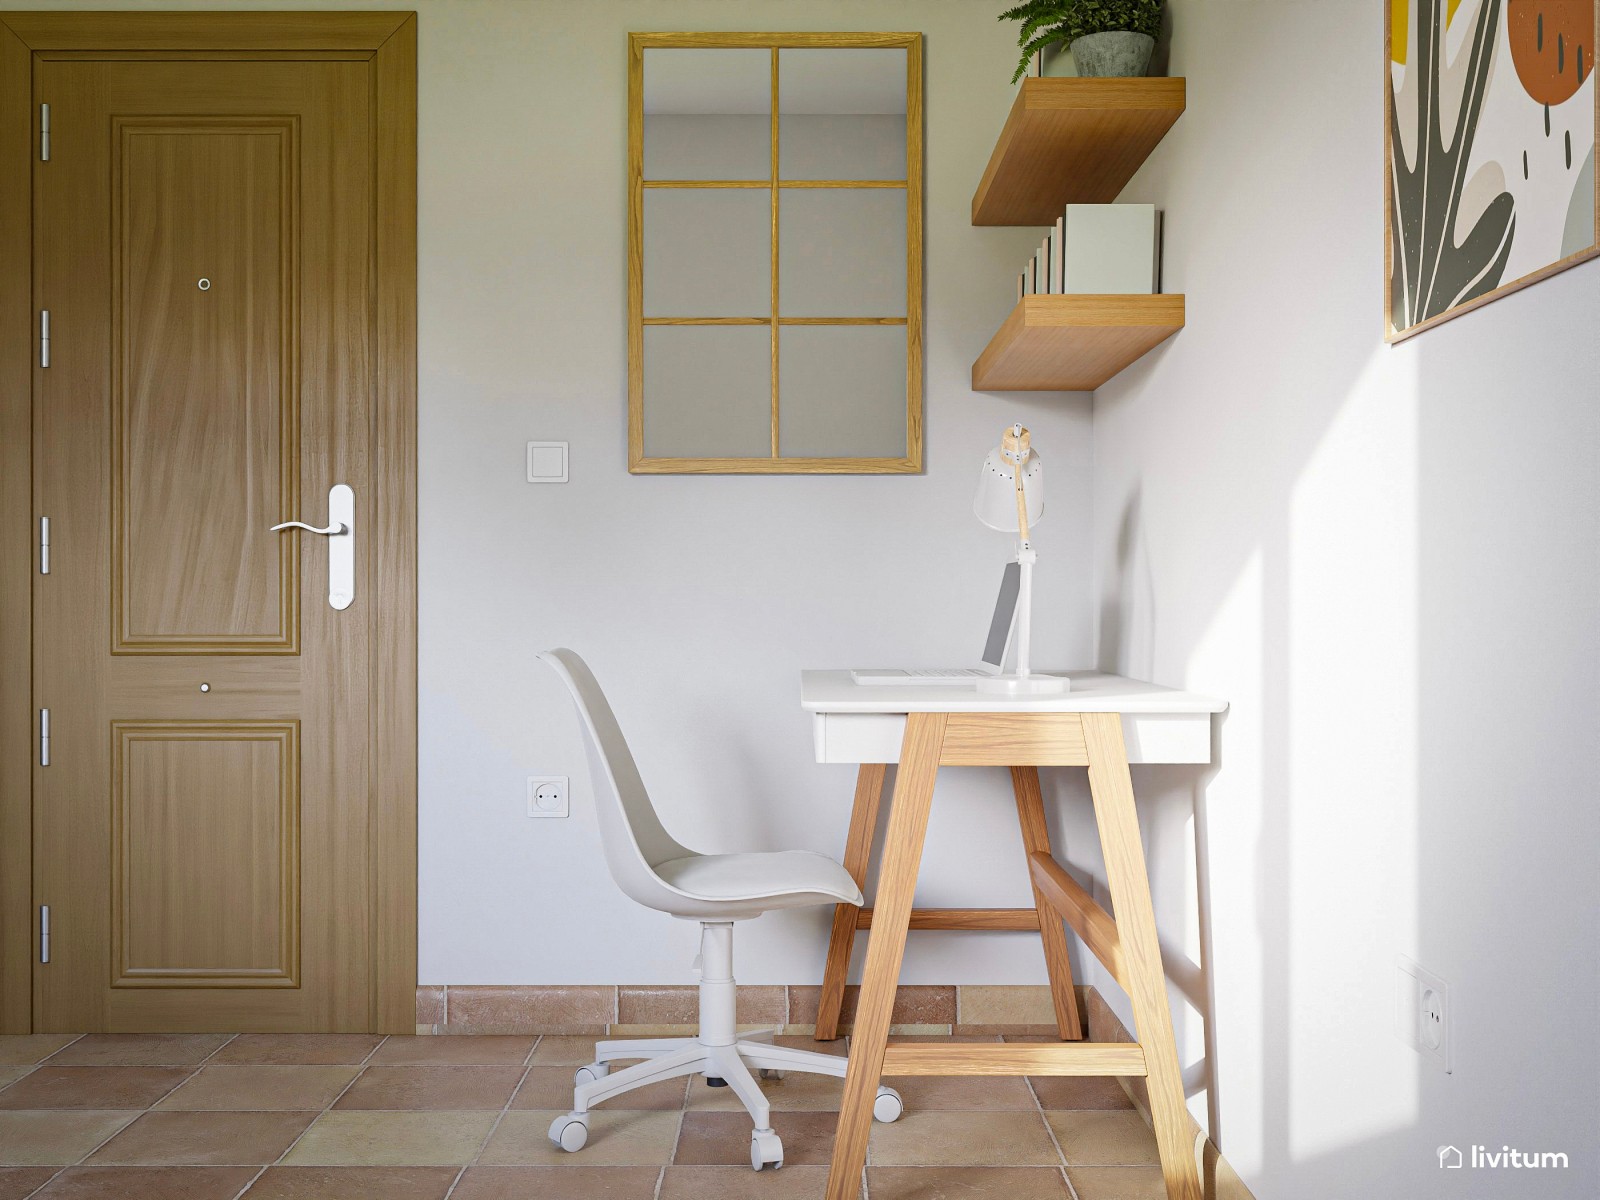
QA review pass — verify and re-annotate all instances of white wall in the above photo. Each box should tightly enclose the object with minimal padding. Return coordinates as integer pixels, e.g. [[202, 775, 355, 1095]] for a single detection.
[[1082, 2, 1600, 1197], [407, 0, 1097, 988]]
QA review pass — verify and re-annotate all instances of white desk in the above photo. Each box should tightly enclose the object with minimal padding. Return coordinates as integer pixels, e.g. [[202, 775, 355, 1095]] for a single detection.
[[803, 670, 1225, 767], [804, 669, 1225, 1200]]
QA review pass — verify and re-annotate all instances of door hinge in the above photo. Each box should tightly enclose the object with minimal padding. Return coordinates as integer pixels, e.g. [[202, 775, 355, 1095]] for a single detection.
[[39, 103, 49, 161], [39, 906, 50, 964], [39, 516, 50, 575], [39, 310, 50, 368], [38, 708, 49, 767]]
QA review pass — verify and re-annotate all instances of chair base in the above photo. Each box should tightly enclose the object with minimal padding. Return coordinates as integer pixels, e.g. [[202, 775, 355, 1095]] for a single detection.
[[547, 921, 903, 1170]]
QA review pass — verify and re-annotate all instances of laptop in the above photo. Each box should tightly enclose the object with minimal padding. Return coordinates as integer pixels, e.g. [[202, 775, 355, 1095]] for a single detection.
[[851, 562, 1020, 685]]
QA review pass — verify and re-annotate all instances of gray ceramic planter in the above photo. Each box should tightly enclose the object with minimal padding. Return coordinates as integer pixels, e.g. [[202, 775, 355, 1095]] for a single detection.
[[1069, 30, 1155, 77]]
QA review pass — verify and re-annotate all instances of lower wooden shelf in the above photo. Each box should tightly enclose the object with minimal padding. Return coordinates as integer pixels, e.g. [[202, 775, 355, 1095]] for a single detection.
[[971, 293, 1184, 391]]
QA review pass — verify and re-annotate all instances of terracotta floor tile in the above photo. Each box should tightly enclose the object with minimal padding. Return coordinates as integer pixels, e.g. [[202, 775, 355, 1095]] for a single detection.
[[0, 1069, 28, 1092], [0, 1112, 136, 1166], [48, 1037, 230, 1068], [1044, 1111, 1159, 1166], [85, 1111, 314, 1166], [0, 1037, 80, 1067], [1066, 1166, 1169, 1200], [867, 1166, 1073, 1199], [883, 1074, 1036, 1110], [241, 1165, 459, 1199], [658, 1164, 837, 1198], [367, 1037, 533, 1066], [868, 1110, 1060, 1167], [158, 1066, 361, 1112], [673, 1110, 837, 1167], [514, 1065, 686, 1110], [685, 1066, 843, 1113], [30, 1166, 258, 1199], [0, 1068, 194, 1110], [527, 1036, 605, 1066], [211, 1037, 383, 1066], [333, 1065, 522, 1110], [480, 1110, 680, 1167], [1029, 1075, 1134, 1110], [280, 1111, 495, 1166], [452, 1165, 662, 1199], [0, 1168, 58, 1199]]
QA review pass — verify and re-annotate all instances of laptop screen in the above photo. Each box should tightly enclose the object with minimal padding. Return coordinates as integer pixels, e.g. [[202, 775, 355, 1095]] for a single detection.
[[981, 561, 1022, 670]]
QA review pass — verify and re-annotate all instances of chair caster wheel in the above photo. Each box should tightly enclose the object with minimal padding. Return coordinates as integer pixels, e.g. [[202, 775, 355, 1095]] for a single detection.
[[574, 1062, 609, 1087], [759, 1068, 785, 1080], [705, 1075, 728, 1087], [873, 1085, 904, 1123], [750, 1128, 784, 1170], [548, 1112, 588, 1152]]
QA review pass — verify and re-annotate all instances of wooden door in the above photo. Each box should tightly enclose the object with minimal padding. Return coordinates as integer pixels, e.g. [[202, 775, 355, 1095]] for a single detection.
[[33, 59, 379, 1032]]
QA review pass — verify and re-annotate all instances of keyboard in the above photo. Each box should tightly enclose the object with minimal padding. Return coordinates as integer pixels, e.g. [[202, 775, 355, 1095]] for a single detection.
[[850, 668, 990, 685]]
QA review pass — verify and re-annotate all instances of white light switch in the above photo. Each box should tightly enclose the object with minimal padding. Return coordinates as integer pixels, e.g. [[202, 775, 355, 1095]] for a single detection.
[[527, 441, 569, 483]]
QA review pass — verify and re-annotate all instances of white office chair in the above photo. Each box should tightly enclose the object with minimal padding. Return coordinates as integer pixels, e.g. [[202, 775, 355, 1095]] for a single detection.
[[538, 648, 903, 1170]]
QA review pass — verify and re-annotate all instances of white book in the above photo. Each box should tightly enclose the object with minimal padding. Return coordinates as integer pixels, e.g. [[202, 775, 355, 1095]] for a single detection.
[[1051, 216, 1066, 295], [1034, 244, 1046, 297], [1059, 204, 1162, 294]]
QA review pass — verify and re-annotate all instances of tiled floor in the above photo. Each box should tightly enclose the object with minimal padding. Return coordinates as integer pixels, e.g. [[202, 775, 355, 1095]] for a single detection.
[[0, 1031, 1191, 1199]]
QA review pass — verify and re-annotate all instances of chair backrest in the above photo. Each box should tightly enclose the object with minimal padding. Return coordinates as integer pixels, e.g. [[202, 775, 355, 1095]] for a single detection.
[[538, 648, 693, 910]]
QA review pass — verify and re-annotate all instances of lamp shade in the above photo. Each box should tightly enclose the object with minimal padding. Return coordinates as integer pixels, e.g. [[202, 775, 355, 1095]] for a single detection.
[[973, 440, 1044, 532]]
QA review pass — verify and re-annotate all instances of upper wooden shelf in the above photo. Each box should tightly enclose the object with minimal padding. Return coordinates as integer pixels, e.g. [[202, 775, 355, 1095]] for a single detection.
[[972, 294, 1184, 391], [971, 77, 1185, 226]]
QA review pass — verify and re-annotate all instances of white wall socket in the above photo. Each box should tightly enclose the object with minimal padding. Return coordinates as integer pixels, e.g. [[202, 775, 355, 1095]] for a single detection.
[[1396, 955, 1451, 1073], [527, 775, 569, 818]]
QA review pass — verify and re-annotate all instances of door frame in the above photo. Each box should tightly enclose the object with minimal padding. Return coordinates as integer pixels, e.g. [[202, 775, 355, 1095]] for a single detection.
[[0, 11, 418, 1034]]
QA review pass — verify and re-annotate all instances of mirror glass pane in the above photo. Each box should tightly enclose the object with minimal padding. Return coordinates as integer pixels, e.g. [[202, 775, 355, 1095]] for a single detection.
[[779, 326, 906, 458], [643, 49, 770, 180], [643, 188, 769, 317], [779, 188, 906, 317], [643, 326, 771, 458], [778, 49, 906, 181]]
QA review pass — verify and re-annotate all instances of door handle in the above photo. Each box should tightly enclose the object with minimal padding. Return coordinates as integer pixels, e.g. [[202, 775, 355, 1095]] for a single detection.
[[271, 483, 354, 610]]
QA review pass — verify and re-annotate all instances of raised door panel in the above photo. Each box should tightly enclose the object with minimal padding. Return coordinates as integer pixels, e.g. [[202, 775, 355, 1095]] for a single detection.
[[113, 118, 299, 654], [111, 721, 300, 989]]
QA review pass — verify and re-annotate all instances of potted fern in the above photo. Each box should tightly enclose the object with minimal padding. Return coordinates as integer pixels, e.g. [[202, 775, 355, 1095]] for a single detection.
[[1000, 0, 1163, 82]]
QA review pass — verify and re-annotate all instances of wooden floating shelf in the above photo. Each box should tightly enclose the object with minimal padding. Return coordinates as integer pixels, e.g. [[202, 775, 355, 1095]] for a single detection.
[[971, 294, 1184, 391], [971, 77, 1185, 226]]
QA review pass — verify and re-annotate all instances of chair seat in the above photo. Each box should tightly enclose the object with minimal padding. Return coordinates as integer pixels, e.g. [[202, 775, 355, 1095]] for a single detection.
[[655, 850, 864, 911]]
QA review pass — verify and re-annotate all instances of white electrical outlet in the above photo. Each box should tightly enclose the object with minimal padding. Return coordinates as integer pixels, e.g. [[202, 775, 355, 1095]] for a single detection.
[[1396, 956, 1451, 1072], [527, 775, 569, 818]]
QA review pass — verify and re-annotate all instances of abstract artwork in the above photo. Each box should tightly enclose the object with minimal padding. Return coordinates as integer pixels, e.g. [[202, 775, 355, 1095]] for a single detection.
[[1386, 0, 1598, 339]]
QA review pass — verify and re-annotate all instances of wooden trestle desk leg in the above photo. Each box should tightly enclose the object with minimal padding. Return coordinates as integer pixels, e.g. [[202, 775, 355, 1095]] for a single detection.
[[1081, 713, 1202, 1200], [824, 715, 945, 1200], [1011, 765, 1084, 1041], [816, 763, 886, 1041]]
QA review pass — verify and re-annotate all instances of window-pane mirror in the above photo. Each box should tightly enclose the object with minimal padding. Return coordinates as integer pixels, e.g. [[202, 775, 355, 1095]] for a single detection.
[[630, 34, 923, 473]]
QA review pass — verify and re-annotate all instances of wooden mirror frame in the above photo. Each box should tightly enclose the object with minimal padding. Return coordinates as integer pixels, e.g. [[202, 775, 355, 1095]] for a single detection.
[[628, 32, 923, 474]]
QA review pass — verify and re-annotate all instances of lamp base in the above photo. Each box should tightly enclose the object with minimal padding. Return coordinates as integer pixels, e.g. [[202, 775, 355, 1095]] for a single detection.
[[976, 673, 1071, 696]]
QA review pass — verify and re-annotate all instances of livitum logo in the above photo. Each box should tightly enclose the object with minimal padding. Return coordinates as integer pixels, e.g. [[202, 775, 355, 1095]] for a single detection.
[[1437, 1144, 1570, 1170]]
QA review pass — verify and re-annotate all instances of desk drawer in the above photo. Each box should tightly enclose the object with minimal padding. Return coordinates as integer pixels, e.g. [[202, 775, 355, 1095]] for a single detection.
[[811, 711, 1212, 766]]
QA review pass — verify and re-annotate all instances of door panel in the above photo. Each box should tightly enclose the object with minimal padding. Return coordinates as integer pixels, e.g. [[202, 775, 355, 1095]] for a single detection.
[[34, 60, 374, 1032], [112, 721, 300, 988], [115, 117, 298, 652]]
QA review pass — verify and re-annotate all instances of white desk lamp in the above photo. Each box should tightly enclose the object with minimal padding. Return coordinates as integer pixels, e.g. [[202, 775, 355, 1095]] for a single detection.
[[973, 424, 1069, 695]]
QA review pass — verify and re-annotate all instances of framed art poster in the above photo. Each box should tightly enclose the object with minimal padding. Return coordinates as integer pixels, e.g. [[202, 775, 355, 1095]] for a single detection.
[[1386, 0, 1597, 341]]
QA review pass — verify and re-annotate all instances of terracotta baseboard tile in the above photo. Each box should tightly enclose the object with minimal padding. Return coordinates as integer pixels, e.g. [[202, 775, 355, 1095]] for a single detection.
[[956, 985, 1059, 1027], [787, 984, 955, 1028], [617, 984, 786, 1027], [443, 986, 616, 1034], [415, 986, 445, 1026]]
